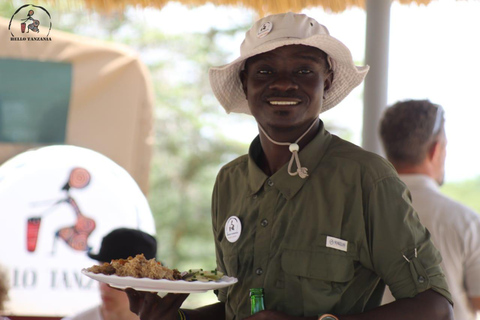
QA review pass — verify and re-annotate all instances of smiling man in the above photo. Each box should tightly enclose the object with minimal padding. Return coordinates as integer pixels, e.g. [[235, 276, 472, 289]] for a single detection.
[[126, 12, 453, 320]]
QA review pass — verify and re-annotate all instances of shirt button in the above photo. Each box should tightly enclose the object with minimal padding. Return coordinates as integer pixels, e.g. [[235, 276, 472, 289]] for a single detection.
[[418, 276, 425, 284], [267, 179, 274, 187], [255, 268, 263, 275], [261, 219, 268, 227]]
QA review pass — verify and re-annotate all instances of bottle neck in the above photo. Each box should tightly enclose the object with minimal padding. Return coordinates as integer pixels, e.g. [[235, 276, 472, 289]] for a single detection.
[[250, 288, 265, 315], [249, 288, 264, 296]]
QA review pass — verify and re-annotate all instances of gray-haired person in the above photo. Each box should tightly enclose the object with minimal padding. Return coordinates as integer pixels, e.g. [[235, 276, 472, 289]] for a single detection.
[[126, 13, 453, 320], [380, 99, 480, 320]]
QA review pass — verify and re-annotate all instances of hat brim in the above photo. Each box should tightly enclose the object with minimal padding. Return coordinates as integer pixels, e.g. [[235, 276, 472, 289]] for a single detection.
[[87, 251, 101, 261], [209, 35, 369, 115]]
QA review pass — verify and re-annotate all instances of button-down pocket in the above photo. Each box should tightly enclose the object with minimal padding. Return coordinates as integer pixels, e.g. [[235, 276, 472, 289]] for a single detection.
[[281, 249, 354, 282], [280, 249, 356, 314]]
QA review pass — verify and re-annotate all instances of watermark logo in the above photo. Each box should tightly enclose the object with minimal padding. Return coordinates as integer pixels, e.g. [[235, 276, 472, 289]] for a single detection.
[[8, 4, 52, 41]]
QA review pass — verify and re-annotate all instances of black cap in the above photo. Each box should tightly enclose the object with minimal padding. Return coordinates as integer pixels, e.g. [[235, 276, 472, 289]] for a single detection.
[[88, 228, 157, 262]]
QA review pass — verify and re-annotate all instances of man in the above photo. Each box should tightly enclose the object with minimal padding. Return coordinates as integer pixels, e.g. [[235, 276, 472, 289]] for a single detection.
[[379, 99, 480, 320], [63, 228, 157, 320], [126, 13, 453, 320]]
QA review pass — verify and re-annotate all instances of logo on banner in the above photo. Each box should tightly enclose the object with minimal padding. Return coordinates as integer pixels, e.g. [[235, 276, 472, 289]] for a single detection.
[[0, 145, 156, 315], [27, 167, 97, 254], [8, 4, 52, 41]]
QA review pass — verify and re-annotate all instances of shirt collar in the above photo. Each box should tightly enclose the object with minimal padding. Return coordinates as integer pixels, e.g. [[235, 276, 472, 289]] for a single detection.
[[247, 120, 332, 199], [398, 174, 440, 192]]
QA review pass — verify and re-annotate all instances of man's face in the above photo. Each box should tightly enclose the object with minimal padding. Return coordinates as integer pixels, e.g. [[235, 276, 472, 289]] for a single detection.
[[241, 45, 332, 132]]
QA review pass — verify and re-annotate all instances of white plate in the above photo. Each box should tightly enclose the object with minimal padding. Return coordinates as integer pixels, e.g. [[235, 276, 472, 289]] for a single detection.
[[81, 269, 238, 293]]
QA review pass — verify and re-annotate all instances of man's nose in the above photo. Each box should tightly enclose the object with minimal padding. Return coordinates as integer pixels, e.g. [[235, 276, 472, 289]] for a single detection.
[[269, 74, 298, 91]]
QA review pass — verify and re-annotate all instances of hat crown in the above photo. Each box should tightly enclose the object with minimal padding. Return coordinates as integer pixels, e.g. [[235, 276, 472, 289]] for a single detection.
[[240, 12, 330, 56], [88, 228, 157, 262]]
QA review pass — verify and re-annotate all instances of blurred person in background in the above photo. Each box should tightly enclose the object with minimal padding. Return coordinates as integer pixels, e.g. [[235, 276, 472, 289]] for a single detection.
[[63, 228, 157, 320], [0, 264, 10, 320], [380, 99, 480, 320]]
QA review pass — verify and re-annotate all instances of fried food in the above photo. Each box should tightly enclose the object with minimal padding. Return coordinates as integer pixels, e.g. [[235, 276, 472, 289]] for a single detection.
[[87, 262, 115, 275], [86, 254, 181, 280]]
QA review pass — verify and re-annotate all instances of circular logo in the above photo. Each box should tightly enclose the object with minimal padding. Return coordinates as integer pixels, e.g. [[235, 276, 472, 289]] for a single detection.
[[225, 216, 242, 243], [257, 21, 272, 38], [8, 4, 52, 38]]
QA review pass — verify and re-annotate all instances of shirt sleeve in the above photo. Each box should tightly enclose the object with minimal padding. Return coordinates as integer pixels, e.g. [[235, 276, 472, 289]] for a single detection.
[[464, 213, 480, 297], [365, 176, 452, 304]]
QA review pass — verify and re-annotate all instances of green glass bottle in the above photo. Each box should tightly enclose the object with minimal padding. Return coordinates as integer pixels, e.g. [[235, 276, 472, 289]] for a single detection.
[[250, 288, 265, 315]]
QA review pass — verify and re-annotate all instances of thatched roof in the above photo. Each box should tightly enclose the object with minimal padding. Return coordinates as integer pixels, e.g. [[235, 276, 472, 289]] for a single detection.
[[50, 0, 446, 14]]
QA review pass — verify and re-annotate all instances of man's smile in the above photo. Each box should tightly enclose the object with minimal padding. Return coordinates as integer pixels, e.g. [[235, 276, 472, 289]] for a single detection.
[[268, 100, 300, 106], [266, 97, 302, 106]]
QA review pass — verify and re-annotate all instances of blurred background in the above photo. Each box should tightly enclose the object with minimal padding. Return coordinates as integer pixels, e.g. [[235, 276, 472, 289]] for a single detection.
[[1, 0, 479, 317]]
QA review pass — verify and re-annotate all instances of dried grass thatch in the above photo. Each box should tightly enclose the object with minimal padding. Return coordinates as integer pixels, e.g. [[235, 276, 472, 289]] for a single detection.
[[44, 0, 448, 15]]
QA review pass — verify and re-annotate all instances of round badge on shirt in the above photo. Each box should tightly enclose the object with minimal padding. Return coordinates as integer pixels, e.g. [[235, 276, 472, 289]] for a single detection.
[[225, 216, 242, 243]]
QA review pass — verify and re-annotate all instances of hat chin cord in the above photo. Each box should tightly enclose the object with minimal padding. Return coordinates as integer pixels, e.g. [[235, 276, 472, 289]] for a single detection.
[[258, 118, 319, 179]]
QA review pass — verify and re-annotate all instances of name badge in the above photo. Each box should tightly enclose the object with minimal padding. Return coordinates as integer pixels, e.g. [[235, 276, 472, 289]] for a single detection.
[[225, 216, 242, 243], [326, 236, 348, 252]]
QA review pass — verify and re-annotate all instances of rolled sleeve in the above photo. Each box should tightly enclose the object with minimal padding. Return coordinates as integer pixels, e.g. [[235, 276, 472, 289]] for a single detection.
[[366, 177, 452, 304]]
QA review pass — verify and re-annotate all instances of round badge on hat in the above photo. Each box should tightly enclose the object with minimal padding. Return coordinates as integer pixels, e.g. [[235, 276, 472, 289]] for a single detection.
[[225, 216, 242, 243], [257, 21, 272, 38]]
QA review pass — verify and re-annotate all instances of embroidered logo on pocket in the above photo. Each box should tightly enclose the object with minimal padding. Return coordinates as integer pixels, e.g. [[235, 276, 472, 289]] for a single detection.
[[326, 236, 348, 252]]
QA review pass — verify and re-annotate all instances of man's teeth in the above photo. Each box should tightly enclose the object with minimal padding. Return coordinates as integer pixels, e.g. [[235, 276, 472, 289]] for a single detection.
[[269, 101, 299, 105]]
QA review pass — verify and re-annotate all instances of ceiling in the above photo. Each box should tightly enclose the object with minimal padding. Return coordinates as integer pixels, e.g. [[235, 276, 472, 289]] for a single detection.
[[54, 0, 442, 14]]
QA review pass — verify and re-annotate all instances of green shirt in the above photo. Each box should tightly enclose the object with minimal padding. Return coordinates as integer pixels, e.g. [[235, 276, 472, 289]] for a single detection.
[[212, 122, 451, 320]]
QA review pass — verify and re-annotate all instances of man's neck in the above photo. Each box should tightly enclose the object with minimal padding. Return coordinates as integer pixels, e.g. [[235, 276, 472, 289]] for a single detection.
[[393, 162, 438, 184], [257, 121, 319, 176]]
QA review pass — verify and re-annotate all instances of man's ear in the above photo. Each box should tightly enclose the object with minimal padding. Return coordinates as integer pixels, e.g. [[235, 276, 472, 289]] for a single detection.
[[324, 70, 333, 93], [428, 140, 441, 163], [240, 70, 248, 97]]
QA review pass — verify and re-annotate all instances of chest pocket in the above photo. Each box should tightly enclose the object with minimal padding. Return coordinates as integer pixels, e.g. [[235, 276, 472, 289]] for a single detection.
[[279, 248, 357, 315], [281, 249, 355, 283]]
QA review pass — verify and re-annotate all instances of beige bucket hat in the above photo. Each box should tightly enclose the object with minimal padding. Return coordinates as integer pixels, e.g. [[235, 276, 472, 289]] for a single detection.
[[209, 12, 369, 115]]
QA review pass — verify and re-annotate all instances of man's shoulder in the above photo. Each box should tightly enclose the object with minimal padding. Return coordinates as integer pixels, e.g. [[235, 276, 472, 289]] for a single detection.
[[408, 181, 480, 230], [218, 154, 249, 174], [325, 135, 397, 179], [432, 191, 480, 224]]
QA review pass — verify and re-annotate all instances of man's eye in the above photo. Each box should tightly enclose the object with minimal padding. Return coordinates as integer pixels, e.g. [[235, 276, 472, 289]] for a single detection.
[[298, 69, 312, 74], [258, 70, 272, 74]]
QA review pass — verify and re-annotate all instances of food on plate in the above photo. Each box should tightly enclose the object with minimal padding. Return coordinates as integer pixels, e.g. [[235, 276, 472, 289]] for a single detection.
[[85, 254, 225, 282], [87, 262, 116, 275], [86, 253, 181, 280], [182, 269, 224, 282]]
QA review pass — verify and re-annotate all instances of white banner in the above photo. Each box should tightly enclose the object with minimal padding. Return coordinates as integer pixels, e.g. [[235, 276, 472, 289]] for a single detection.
[[0, 145, 156, 316]]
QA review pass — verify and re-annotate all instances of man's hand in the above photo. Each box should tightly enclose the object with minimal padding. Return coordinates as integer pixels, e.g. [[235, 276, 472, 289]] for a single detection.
[[243, 310, 317, 320], [125, 288, 189, 320], [469, 296, 480, 313], [340, 289, 453, 320]]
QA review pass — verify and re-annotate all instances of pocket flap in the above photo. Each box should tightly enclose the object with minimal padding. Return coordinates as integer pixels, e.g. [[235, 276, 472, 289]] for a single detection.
[[281, 250, 354, 283]]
